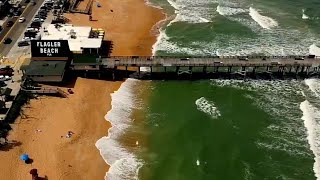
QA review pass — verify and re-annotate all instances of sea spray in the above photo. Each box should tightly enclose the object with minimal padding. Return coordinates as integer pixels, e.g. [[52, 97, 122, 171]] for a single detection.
[[96, 79, 143, 180], [300, 100, 320, 180], [216, 5, 247, 16], [195, 97, 221, 119], [166, 0, 214, 24], [302, 9, 310, 19], [309, 44, 320, 56], [248, 7, 278, 29], [305, 79, 320, 97]]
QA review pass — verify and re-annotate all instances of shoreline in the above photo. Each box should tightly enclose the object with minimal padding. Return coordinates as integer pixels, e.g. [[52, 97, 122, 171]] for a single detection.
[[0, 0, 166, 179], [94, 0, 167, 178]]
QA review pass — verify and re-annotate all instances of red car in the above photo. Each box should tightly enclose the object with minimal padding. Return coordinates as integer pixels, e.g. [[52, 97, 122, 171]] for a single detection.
[[0, 68, 13, 76]]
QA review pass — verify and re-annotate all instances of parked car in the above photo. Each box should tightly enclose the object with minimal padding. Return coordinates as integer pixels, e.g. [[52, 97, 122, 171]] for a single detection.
[[25, 0, 30, 3], [13, 9, 22, 16], [3, 38, 12, 44], [24, 31, 37, 38], [28, 26, 40, 30], [295, 57, 304, 60], [30, 22, 41, 28], [37, 13, 47, 19], [0, 67, 13, 76], [239, 57, 249, 61], [18, 41, 30, 47], [26, 27, 39, 32], [18, 17, 25, 23], [0, 75, 11, 81], [0, 81, 6, 87], [33, 18, 45, 22], [31, 0, 36, 5], [6, 21, 14, 27], [22, 37, 31, 42], [39, 11, 48, 15], [308, 55, 316, 59]]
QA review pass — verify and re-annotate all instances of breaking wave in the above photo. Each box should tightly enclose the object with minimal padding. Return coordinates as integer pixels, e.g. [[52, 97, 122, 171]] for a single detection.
[[302, 9, 310, 19], [166, 0, 214, 24], [211, 80, 311, 157], [216, 5, 247, 16], [195, 97, 221, 119], [151, 0, 320, 56], [300, 100, 320, 180], [309, 44, 320, 56], [96, 79, 143, 180], [248, 7, 278, 29]]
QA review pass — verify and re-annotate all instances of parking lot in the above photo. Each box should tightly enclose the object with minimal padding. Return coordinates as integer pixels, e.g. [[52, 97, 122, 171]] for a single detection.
[[1, 0, 66, 62], [4, 0, 66, 63]]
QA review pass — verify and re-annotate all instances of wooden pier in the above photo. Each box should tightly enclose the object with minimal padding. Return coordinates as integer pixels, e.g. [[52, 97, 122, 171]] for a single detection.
[[102, 56, 320, 68], [69, 56, 320, 79]]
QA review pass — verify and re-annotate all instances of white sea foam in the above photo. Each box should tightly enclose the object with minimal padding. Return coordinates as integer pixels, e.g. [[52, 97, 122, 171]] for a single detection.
[[305, 79, 320, 97], [212, 80, 312, 159], [302, 9, 310, 20], [196, 159, 200, 166], [300, 100, 320, 180], [151, 0, 320, 56], [249, 7, 278, 29], [96, 79, 143, 180], [195, 97, 221, 118], [216, 5, 247, 16], [309, 44, 320, 56], [166, 0, 215, 24], [152, 19, 171, 56]]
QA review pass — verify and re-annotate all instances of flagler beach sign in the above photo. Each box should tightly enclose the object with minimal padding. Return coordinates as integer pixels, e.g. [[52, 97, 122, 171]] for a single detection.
[[31, 40, 70, 57]]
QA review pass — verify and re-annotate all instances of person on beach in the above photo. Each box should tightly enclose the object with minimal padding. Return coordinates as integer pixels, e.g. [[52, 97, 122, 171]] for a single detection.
[[30, 168, 38, 180]]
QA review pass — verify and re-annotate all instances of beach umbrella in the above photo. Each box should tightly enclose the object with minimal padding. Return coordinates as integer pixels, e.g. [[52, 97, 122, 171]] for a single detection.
[[20, 154, 29, 161]]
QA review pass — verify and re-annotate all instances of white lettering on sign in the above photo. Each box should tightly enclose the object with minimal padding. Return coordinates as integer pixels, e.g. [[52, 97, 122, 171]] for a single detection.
[[36, 41, 62, 56]]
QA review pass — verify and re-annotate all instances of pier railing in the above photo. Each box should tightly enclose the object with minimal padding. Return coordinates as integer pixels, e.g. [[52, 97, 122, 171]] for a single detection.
[[101, 57, 320, 68], [107, 55, 320, 60], [21, 87, 68, 98]]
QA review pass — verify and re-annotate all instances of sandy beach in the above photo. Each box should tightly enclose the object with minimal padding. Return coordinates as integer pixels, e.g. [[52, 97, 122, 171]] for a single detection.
[[0, 0, 164, 179], [65, 0, 164, 56]]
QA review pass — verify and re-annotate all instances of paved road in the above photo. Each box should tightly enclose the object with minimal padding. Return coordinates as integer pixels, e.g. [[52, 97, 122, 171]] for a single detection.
[[0, 0, 45, 56], [0, 0, 28, 42]]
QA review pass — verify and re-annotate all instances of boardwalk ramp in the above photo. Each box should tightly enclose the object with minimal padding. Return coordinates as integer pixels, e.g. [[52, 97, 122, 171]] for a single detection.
[[22, 87, 68, 98]]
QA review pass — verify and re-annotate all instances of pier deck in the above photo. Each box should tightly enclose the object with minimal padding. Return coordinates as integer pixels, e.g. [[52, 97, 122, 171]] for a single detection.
[[102, 57, 320, 68]]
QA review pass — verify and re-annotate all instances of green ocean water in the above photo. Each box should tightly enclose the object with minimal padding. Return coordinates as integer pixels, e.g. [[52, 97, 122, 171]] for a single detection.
[[99, 0, 320, 179], [151, 0, 320, 56], [133, 80, 316, 180]]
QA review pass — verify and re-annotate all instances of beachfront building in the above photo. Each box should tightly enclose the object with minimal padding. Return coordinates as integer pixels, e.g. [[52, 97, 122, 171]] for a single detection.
[[22, 60, 68, 82], [22, 24, 105, 82], [21, 40, 71, 82], [41, 24, 103, 55]]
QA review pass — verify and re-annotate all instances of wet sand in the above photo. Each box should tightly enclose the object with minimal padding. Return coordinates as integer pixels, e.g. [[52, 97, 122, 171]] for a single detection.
[[0, 0, 164, 179]]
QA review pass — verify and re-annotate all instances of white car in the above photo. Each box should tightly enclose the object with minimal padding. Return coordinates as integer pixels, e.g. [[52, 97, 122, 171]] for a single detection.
[[33, 18, 44, 22], [18, 17, 25, 23], [26, 28, 39, 32], [22, 37, 31, 42], [0, 75, 11, 81]]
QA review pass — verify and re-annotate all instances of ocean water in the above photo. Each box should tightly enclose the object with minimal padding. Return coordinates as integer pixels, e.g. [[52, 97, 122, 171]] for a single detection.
[[151, 0, 320, 56], [97, 78, 320, 180], [95, 0, 320, 179]]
